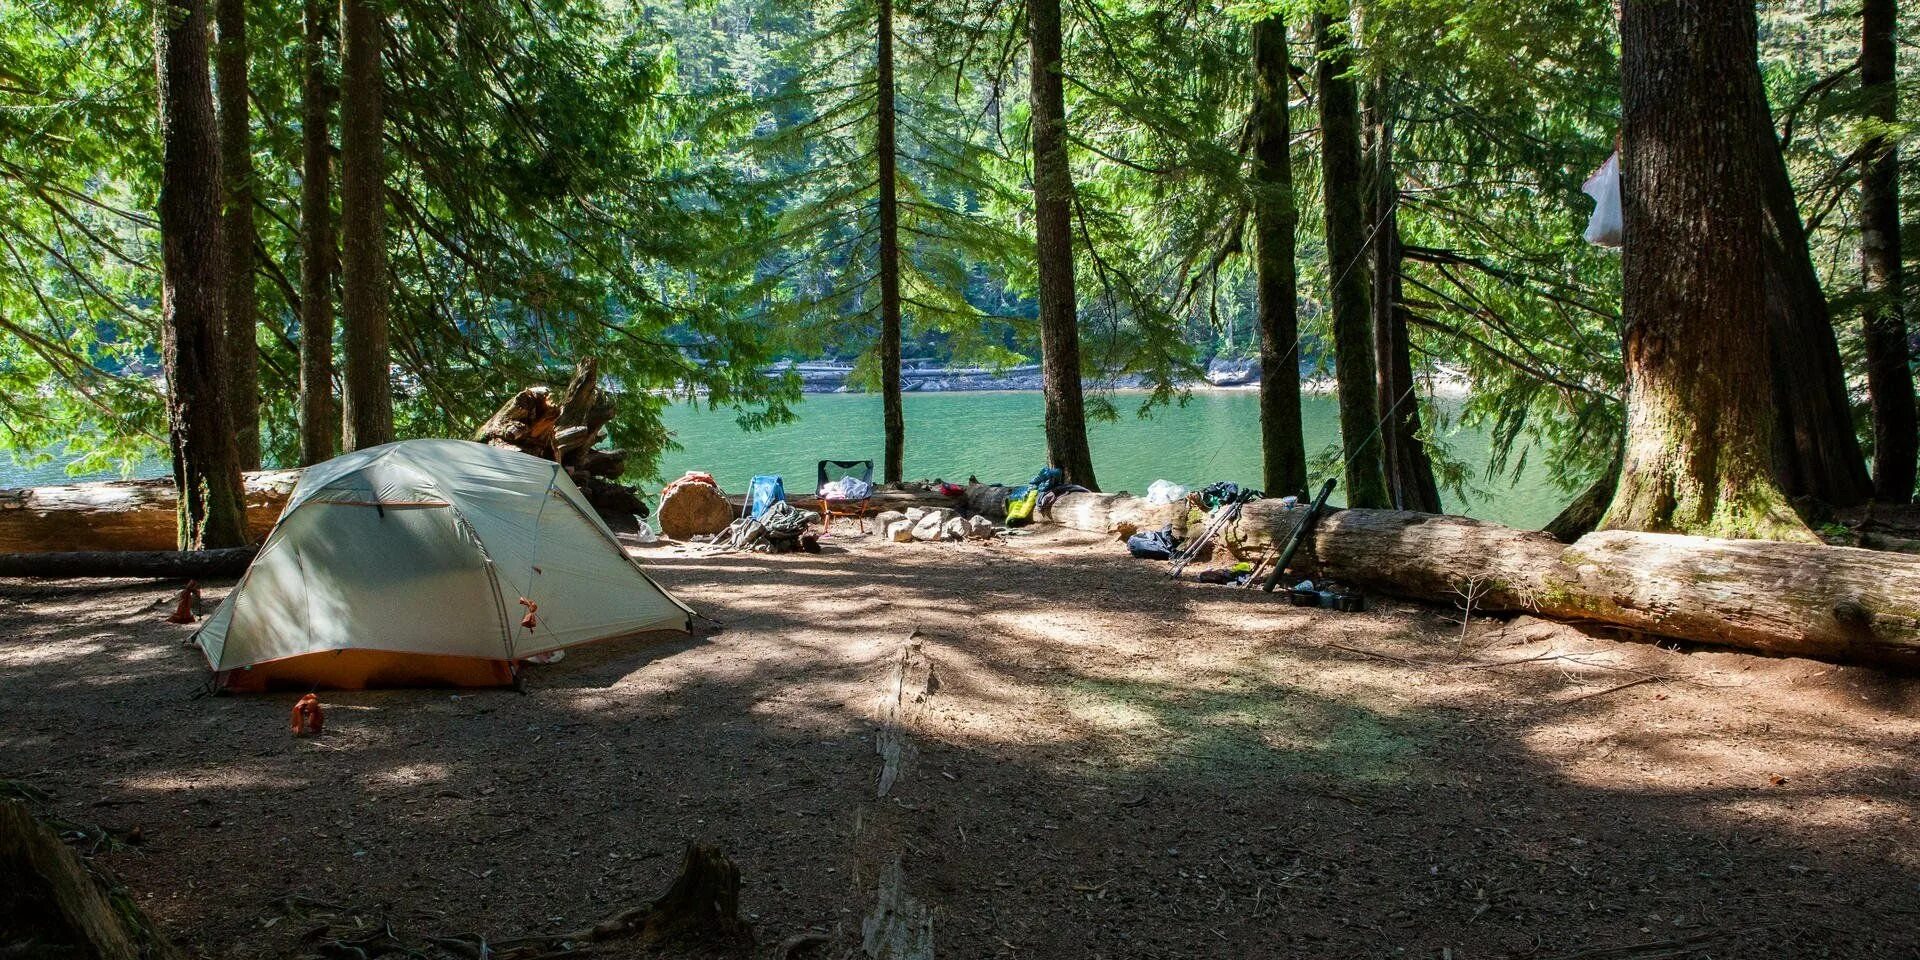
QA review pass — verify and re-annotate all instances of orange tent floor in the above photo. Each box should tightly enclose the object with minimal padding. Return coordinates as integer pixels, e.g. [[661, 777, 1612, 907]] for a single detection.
[[214, 649, 518, 692]]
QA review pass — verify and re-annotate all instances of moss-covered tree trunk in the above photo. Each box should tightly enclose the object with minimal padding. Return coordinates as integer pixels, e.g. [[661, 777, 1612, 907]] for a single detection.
[[1364, 77, 1440, 513], [156, 0, 250, 549], [1028, 0, 1098, 491], [1314, 9, 1388, 509], [1859, 0, 1917, 503], [339, 0, 392, 451], [876, 0, 905, 485], [1604, 0, 1811, 542], [1250, 15, 1306, 498], [214, 0, 258, 470], [298, 0, 337, 466]]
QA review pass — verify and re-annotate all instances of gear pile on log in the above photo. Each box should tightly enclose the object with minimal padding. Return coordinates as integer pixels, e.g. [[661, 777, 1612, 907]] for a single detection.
[[472, 358, 648, 526]]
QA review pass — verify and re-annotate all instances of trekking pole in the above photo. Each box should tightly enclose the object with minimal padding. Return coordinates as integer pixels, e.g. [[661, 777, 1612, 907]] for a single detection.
[[1169, 499, 1239, 578], [1261, 478, 1337, 593]]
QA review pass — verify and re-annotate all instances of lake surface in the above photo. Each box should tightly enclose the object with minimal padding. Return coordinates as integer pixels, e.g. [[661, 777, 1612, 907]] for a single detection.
[[2, 391, 1569, 529], [656, 391, 1567, 528]]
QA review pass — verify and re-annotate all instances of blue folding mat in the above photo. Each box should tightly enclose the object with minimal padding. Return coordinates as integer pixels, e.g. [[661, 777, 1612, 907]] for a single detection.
[[747, 475, 785, 519]]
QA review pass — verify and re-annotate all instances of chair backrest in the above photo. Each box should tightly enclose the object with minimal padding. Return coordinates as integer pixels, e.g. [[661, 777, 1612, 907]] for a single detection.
[[746, 475, 784, 520], [817, 459, 873, 491]]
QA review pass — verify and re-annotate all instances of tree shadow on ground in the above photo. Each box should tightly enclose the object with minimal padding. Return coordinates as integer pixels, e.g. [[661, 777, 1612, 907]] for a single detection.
[[2, 530, 1917, 959]]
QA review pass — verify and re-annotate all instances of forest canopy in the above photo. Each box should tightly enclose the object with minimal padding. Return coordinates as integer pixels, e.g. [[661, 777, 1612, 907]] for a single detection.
[[0, 0, 1914, 514]]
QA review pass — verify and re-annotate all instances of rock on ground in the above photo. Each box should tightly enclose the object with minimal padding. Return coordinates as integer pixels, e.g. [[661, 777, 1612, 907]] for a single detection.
[[872, 511, 907, 537], [657, 483, 733, 539], [887, 519, 915, 542], [965, 516, 996, 540]]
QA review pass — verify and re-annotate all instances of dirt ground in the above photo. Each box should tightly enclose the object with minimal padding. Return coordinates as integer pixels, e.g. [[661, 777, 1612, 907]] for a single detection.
[[3, 525, 1918, 959]]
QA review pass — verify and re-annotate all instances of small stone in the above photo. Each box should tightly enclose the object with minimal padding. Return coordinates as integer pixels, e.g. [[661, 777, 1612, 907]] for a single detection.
[[871, 510, 906, 535], [904, 507, 929, 523], [965, 515, 996, 540], [941, 517, 968, 541], [887, 519, 915, 543]]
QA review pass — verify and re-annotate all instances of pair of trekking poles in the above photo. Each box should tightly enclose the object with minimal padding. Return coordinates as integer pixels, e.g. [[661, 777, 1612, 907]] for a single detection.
[[1166, 477, 1337, 589]]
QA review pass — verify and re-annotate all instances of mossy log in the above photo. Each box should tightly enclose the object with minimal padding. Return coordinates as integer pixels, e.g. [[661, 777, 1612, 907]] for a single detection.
[[0, 471, 297, 554], [1, 797, 183, 960], [1041, 493, 1920, 668]]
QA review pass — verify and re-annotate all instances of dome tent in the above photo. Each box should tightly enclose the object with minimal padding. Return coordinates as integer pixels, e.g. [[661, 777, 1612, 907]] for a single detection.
[[195, 439, 692, 691]]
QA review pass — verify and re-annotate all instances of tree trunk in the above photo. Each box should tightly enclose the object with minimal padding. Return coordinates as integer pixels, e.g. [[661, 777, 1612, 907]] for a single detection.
[[1860, 0, 1917, 503], [0, 548, 256, 579], [156, 0, 250, 550], [0, 473, 296, 553], [1364, 77, 1441, 513], [1314, 9, 1388, 509], [1756, 105, 1874, 508], [214, 0, 259, 470], [298, 0, 337, 466], [1250, 15, 1306, 498], [339, 0, 392, 451], [1542, 448, 1621, 543], [876, 0, 905, 485], [1034, 492, 1920, 669], [1604, 0, 1810, 541], [1028, 0, 1098, 490]]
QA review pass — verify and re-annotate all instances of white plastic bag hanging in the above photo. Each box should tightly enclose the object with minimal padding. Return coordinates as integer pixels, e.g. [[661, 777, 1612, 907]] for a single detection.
[[1582, 151, 1622, 248]]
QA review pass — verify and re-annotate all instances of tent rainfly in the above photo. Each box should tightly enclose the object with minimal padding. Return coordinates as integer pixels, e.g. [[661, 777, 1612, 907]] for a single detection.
[[195, 439, 693, 691]]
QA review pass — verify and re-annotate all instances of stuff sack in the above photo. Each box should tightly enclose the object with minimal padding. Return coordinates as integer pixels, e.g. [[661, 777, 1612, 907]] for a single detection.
[[1126, 526, 1177, 560], [1583, 151, 1622, 247], [1005, 487, 1040, 525]]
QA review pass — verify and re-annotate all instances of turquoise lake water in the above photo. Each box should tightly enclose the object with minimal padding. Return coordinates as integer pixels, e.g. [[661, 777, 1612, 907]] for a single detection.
[[655, 391, 1566, 528], [2, 391, 1569, 529]]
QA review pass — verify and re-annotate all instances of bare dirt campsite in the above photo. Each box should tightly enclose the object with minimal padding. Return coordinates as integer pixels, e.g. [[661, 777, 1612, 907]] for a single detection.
[[5, 526, 1917, 959]]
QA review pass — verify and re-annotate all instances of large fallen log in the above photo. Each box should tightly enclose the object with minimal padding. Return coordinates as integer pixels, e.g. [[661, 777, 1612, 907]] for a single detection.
[[1039, 492, 1920, 669], [0, 471, 297, 554], [0, 548, 257, 579]]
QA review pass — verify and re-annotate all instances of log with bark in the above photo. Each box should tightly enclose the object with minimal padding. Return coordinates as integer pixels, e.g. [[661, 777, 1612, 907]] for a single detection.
[[1038, 492, 1920, 669], [0, 548, 256, 579], [0, 471, 297, 555]]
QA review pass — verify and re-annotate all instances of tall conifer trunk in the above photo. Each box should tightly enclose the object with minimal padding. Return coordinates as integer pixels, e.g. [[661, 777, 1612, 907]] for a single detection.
[[1028, 0, 1098, 490], [1604, 0, 1810, 541], [214, 0, 258, 469], [1250, 16, 1306, 498], [1314, 9, 1388, 508], [299, 0, 337, 465], [339, 0, 392, 451], [876, 0, 905, 484], [156, 0, 249, 548], [1860, 0, 1917, 502], [1364, 78, 1440, 512], [1756, 111, 1873, 507]]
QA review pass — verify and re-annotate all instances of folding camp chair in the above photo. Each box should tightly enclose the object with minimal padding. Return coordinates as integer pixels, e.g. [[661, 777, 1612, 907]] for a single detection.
[[816, 459, 875, 534]]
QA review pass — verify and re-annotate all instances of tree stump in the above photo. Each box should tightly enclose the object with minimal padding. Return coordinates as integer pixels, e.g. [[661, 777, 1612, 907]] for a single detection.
[[639, 843, 752, 946], [0, 797, 183, 960]]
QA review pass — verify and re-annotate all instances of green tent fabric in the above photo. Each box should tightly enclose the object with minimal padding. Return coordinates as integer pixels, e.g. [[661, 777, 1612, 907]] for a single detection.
[[195, 439, 692, 689]]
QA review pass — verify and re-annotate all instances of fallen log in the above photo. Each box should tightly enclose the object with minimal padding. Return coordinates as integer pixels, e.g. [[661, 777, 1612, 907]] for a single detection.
[[1038, 492, 1920, 669], [0, 471, 296, 554], [0, 547, 257, 579]]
